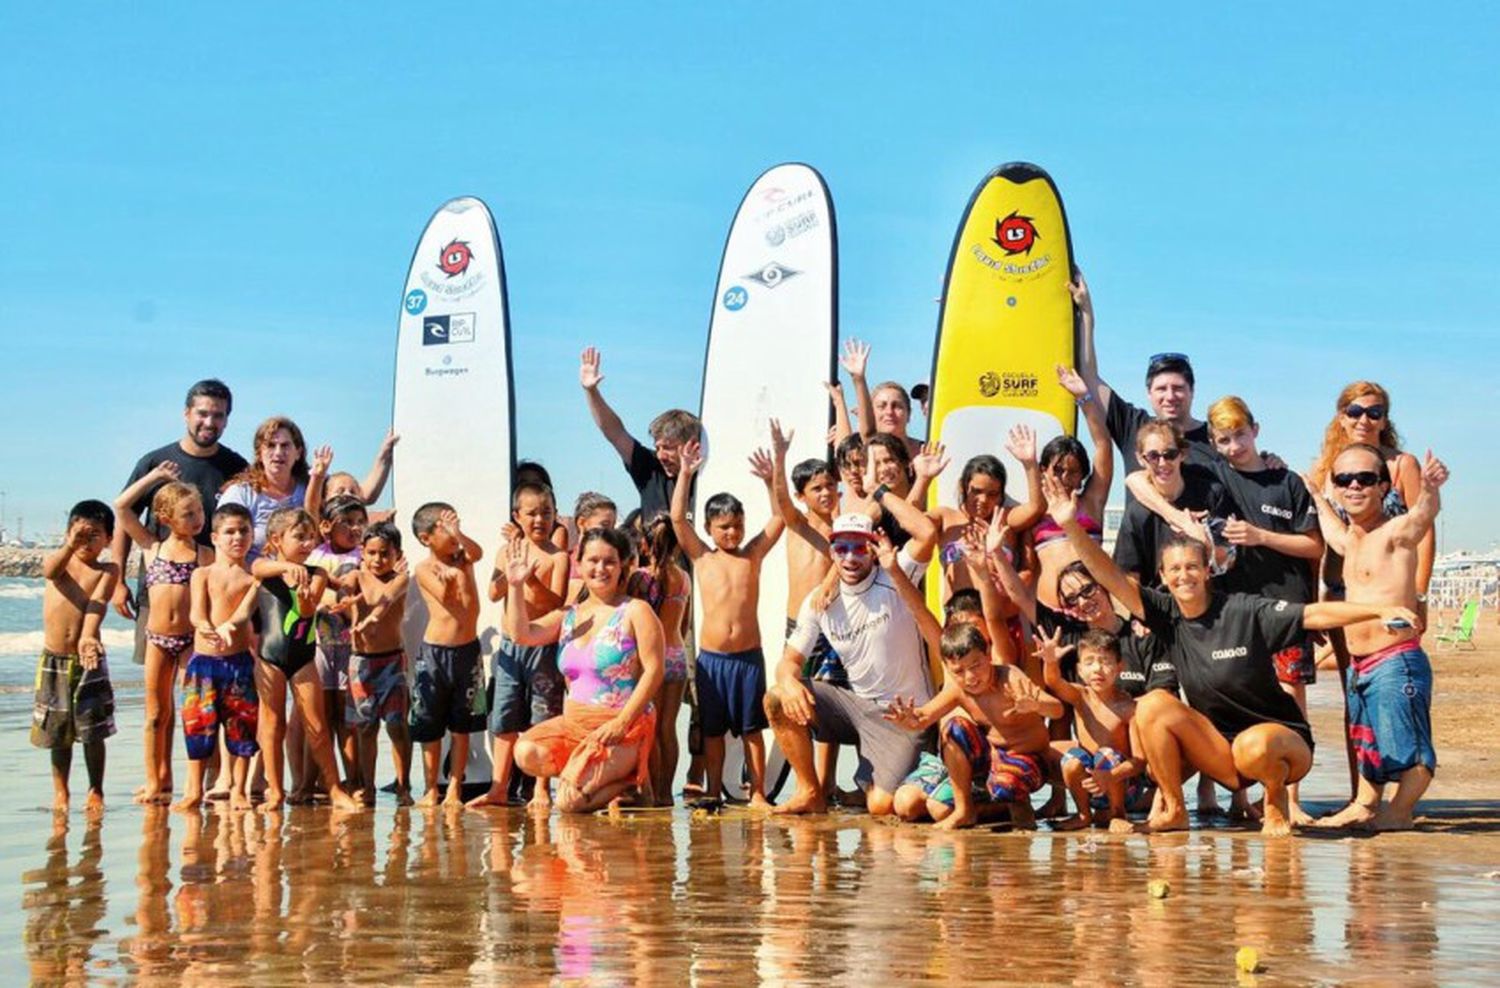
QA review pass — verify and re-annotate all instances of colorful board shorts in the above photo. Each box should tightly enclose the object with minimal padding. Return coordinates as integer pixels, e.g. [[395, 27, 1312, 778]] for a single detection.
[[31, 650, 116, 749], [315, 641, 351, 693], [695, 647, 769, 738], [902, 748, 990, 809], [1348, 642, 1436, 785], [488, 639, 564, 735], [347, 648, 410, 729], [941, 717, 1044, 803], [1061, 746, 1146, 811], [663, 645, 688, 685], [786, 617, 848, 687], [409, 640, 486, 744], [181, 651, 259, 760], [1272, 637, 1317, 686]]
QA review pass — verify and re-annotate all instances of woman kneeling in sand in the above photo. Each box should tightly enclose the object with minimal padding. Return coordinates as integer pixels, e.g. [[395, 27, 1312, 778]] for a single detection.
[[1042, 474, 1415, 836], [502, 528, 664, 813]]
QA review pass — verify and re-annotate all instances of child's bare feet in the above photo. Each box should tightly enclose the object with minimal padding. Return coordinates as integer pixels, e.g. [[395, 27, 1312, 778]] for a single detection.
[[749, 793, 773, 811], [53, 792, 70, 814], [465, 787, 512, 810], [261, 788, 285, 812], [442, 782, 464, 808], [173, 790, 204, 813], [1363, 806, 1416, 832], [1052, 814, 1090, 832], [1228, 790, 1261, 823], [1316, 800, 1378, 828], [395, 786, 415, 807], [1107, 817, 1136, 835], [1260, 801, 1294, 838], [360, 789, 377, 807], [85, 791, 105, 818], [330, 787, 363, 812], [1010, 800, 1037, 830], [1145, 801, 1190, 833], [529, 787, 552, 815], [1290, 801, 1317, 827], [771, 786, 827, 816], [934, 804, 979, 831], [229, 789, 252, 812], [415, 788, 440, 808]]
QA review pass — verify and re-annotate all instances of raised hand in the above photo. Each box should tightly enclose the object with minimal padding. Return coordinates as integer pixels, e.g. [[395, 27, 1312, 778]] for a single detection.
[[985, 507, 1011, 560], [680, 439, 705, 476], [438, 508, 462, 537], [1422, 450, 1450, 492], [1221, 515, 1265, 547], [1035, 626, 1075, 667], [503, 538, 535, 587], [769, 418, 794, 459], [911, 442, 950, 481], [1068, 269, 1094, 322], [377, 430, 400, 463], [839, 339, 871, 380], [1055, 364, 1089, 399], [310, 445, 334, 476], [874, 531, 898, 571], [148, 460, 183, 484], [579, 347, 605, 391], [881, 695, 921, 728], [1005, 424, 1038, 465], [500, 521, 522, 546], [747, 447, 775, 482], [1040, 471, 1078, 526]]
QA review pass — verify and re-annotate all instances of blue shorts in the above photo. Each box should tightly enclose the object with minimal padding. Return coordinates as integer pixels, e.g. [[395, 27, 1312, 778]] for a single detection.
[[1061, 746, 1146, 811], [488, 638, 563, 735], [902, 749, 990, 808], [695, 647, 769, 738], [409, 640, 486, 744], [1348, 644, 1436, 785]]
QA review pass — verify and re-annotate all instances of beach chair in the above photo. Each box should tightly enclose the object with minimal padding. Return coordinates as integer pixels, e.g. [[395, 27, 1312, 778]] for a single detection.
[[1435, 600, 1480, 651]]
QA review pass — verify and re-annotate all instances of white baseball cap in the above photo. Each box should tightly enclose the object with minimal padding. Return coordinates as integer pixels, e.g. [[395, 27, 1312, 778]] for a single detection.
[[831, 513, 877, 542]]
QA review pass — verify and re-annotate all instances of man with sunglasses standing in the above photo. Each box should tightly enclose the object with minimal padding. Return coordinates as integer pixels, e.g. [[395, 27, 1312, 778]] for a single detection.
[[765, 514, 939, 816], [1308, 443, 1447, 832]]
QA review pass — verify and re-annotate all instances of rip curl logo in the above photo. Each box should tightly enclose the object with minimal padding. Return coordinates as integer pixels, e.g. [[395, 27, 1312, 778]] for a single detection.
[[438, 239, 473, 278], [993, 211, 1039, 256]]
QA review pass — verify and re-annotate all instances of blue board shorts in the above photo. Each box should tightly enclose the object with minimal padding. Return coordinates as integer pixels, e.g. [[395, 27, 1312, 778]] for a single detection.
[[695, 647, 769, 738], [1348, 643, 1436, 785], [409, 640, 486, 744], [488, 638, 564, 735], [1061, 746, 1147, 811]]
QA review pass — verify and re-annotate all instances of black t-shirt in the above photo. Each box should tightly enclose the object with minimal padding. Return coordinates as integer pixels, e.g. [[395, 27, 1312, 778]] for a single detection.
[[124, 442, 249, 547], [1138, 587, 1311, 745], [1208, 460, 1318, 602], [626, 438, 690, 523], [1105, 392, 1215, 477], [1032, 602, 1176, 698], [1112, 464, 1234, 588]]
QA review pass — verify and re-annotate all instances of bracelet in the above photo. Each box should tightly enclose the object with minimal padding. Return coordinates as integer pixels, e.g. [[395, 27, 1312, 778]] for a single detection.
[[1075, 393, 1094, 407]]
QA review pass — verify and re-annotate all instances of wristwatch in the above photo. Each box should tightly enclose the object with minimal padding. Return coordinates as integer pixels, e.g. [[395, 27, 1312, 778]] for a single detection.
[[872, 483, 890, 502]]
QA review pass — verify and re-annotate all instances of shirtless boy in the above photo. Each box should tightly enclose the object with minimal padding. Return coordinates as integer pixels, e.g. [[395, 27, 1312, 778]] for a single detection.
[[409, 503, 487, 807], [671, 438, 784, 807], [885, 622, 1065, 830], [180, 504, 262, 811], [470, 482, 569, 811], [33, 502, 120, 816], [1312, 444, 1448, 832], [337, 521, 413, 805], [1039, 628, 1145, 831]]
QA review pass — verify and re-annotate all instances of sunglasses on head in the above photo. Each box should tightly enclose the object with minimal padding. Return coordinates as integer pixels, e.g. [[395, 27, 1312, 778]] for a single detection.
[[1343, 403, 1386, 422], [1060, 581, 1101, 608], [1332, 470, 1383, 489], [1142, 448, 1182, 465], [831, 540, 872, 558]]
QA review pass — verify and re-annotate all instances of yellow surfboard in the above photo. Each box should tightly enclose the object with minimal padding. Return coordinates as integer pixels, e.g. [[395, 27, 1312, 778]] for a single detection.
[[925, 163, 1077, 632]]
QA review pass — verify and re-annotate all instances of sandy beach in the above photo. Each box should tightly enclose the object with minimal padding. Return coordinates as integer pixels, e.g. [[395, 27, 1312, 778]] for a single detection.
[[7, 615, 1498, 985]]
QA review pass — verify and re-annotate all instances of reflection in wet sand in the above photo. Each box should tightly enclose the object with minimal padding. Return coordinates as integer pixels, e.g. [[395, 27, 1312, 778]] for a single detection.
[[16, 806, 1500, 985]]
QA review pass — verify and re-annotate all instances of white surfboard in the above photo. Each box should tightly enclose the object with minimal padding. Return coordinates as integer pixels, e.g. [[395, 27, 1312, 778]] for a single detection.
[[693, 163, 837, 801], [392, 196, 513, 783]]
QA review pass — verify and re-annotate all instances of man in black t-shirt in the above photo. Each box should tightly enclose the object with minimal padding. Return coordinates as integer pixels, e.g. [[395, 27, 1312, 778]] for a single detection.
[[1048, 474, 1417, 836], [110, 380, 248, 662], [578, 347, 699, 521]]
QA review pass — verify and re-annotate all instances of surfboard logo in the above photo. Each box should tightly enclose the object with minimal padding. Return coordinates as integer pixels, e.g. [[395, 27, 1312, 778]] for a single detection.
[[438, 239, 474, 279], [722, 286, 748, 311], [745, 261, 799, 289], [404, 289, 428, 315], [993, 212, 1039, 256]]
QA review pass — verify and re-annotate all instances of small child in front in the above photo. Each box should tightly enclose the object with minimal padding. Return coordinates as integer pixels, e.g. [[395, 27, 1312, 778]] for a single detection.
[[671, 439, 784, 808], [885, 623, 1064, 829], [410, 502, 487, 807], [180, 504, 261, 811], [33, 501, 120, 815], [1039, 627, 1146, 832]]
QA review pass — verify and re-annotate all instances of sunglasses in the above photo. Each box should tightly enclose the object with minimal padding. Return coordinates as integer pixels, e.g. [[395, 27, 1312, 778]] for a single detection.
[[831, 540, 872, 558], [1332, 470, 1383, 489], [1142, 448, 1182, 465], [1060, 581, 1101, 608], [1343, 404, 1386, 422]]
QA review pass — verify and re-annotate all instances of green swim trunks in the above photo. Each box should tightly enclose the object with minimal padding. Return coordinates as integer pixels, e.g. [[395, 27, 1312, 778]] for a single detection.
[[31, 649, 117, 749]]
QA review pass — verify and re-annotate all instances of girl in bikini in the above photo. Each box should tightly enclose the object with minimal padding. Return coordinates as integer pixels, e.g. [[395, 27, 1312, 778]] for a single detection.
[[627, 513, 691, 805], [1032, 365, 1115, 610], [505, 528, 665, 813], [116, 462, 213, 806]]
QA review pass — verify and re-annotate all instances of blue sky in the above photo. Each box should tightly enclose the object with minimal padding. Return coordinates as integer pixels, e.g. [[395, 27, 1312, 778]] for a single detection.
[[2, 5, 1496, 550]]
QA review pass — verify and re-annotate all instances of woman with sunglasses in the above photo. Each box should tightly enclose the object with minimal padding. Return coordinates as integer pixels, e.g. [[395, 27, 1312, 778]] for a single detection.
[[1112, 421, 1235, 589], [1043, 474, 1419, 837], [1310, 382, 1434, 601]]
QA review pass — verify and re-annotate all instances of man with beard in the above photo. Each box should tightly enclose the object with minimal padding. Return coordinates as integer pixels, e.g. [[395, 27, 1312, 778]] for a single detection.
[[110, 379, 247, 660]]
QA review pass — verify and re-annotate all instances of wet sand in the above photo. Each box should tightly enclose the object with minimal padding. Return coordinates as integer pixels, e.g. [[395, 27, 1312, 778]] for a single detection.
[[12, 621, 1500, 985]]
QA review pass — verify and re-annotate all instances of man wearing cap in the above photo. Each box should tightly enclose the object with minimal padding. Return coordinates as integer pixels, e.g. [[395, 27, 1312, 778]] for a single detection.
[[1071, 273, 1214, 474], [765, 512, 939, 816]]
